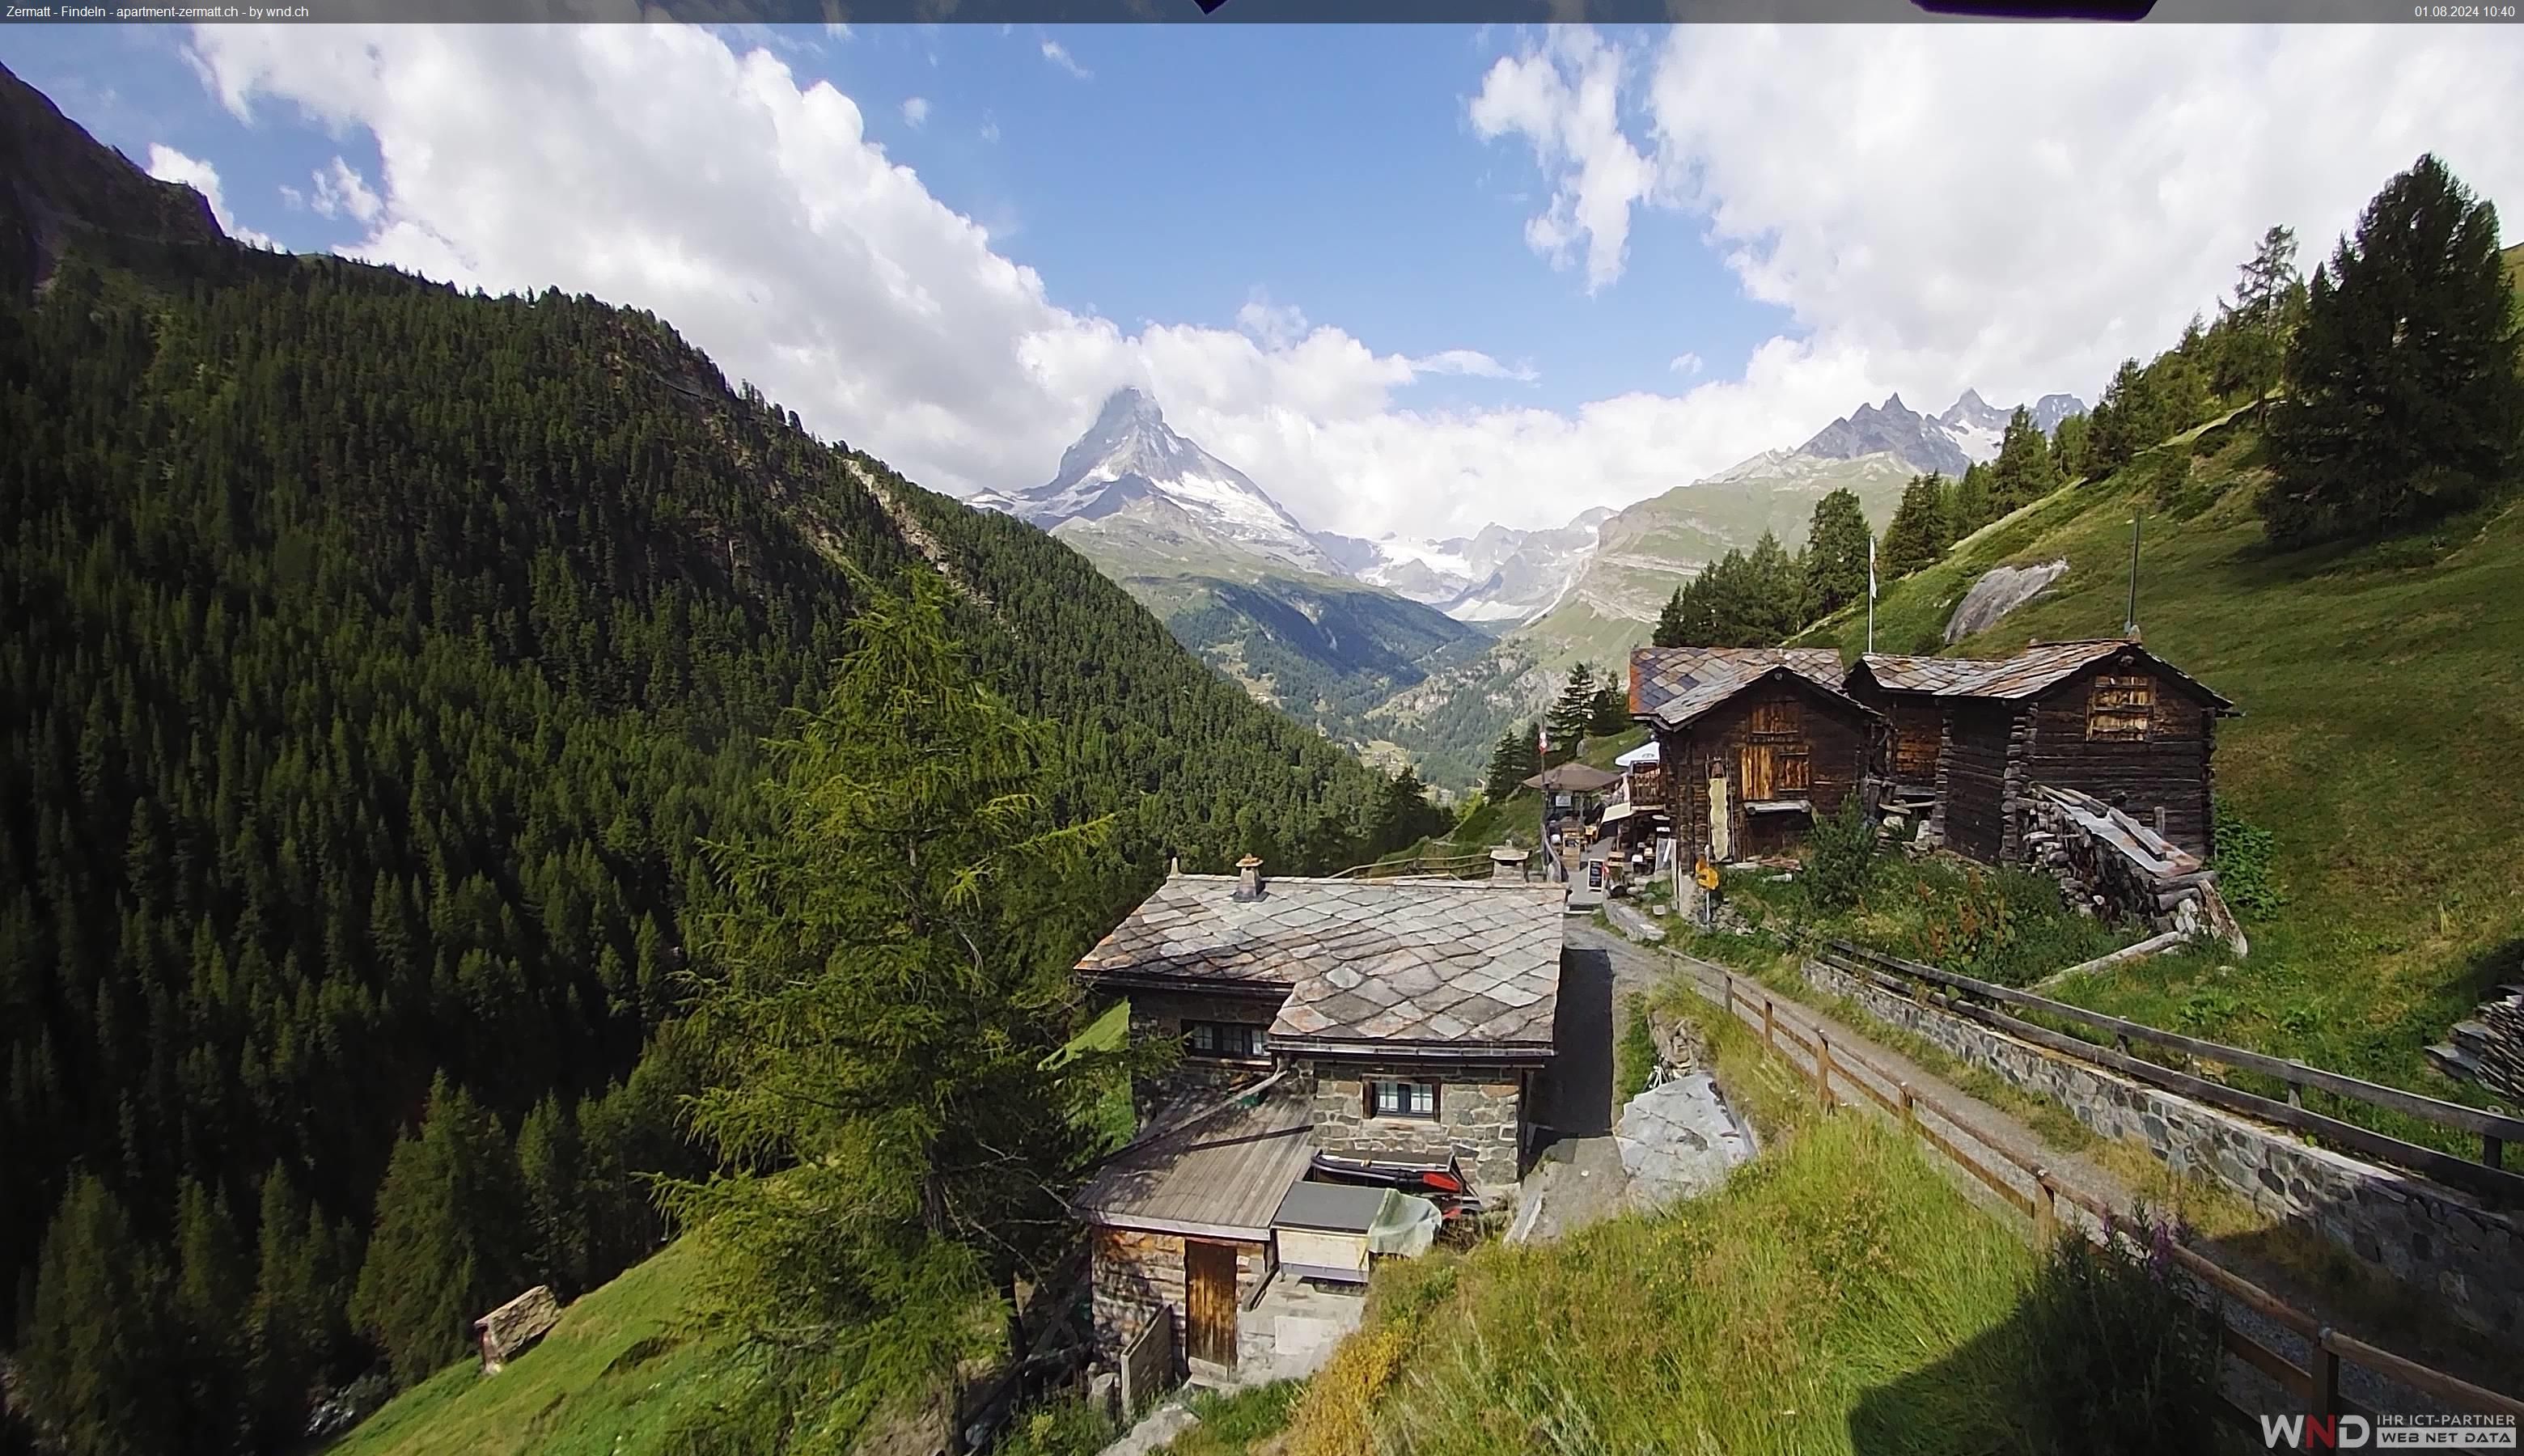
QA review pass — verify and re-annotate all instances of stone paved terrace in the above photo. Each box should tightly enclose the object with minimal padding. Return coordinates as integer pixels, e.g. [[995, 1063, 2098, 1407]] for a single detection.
[[1076, 874, 1565, 1052]]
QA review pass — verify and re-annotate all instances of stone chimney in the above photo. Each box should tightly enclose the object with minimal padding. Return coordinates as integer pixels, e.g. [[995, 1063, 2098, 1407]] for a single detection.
[[1489, 845, 1532, 883], [1168, 853, 1181, 878], [1234, 854, 1264, 901]]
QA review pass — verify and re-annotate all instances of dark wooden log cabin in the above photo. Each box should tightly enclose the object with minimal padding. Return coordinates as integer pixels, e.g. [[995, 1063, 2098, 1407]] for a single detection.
[[1843, 654, 1964, 794], [1856, 640, 2238, 864], [1629, 648, 1882, 863]]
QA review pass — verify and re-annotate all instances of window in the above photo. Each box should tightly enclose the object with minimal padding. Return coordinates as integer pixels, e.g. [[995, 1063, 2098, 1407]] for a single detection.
[[1366, 1078, 1439, 1120], [1184, 1022, 1265, 1060], [2087, 675, 2156, 741]]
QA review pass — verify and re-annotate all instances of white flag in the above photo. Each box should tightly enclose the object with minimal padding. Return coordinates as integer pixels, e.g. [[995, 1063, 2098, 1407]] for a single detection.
[[1869, 535, 1878, 601]]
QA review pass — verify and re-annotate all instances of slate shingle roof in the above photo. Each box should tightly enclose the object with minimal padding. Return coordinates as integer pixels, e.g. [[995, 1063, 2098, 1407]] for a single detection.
[[1630, 647, 1849, 724], [1854, 641, 2237, 711], [1074, 875, 1565, 1054]]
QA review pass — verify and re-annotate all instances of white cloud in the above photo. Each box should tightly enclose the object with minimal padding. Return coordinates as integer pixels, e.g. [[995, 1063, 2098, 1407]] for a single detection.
[[900, 95, 930, 129], [174, 24, 2524, 544], [145, 143, 276, 248], [1040, 38, 1091, 80], [309, 157, 382, 223], [1467, 28, 1654, 294], [1478, 24, 2524, 418], [1411, 349, 1538, 383], [1670, 353, 1704, 376], [980, 113, 1000, 143]]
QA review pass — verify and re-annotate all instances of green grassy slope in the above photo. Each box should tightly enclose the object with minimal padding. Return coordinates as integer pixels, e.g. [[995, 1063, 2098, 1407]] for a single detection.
[[1278, 1084, 2047, 1454], [323, 1242, 726, 1456], [1797, 420, 2524, 1115]]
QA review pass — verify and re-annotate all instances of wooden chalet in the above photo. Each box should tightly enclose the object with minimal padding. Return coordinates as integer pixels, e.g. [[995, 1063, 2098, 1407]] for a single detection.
[[1844, 639, 2239, 863], [1071, 860, 1564, 1373], [1628, 647, 1883, 865]]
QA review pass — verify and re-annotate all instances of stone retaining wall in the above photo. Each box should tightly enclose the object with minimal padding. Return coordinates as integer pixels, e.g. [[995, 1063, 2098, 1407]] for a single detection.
[[1802, 957, 2524, 1340]]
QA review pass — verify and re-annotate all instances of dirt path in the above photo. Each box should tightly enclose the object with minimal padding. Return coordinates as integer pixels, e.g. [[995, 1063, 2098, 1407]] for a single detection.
[[1561, 921, 2487, 1421]]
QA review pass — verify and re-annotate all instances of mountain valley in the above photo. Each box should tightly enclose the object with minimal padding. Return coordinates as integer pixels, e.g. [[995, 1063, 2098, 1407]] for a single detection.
[[973, 383, 2082, 789]]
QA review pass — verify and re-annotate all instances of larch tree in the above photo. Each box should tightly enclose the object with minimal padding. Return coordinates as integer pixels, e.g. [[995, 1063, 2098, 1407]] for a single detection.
[[663, 571, 1137, 1449]]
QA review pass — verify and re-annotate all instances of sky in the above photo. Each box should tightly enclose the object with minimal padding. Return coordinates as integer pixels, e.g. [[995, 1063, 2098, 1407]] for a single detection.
[[2, 23, 2521, 540]]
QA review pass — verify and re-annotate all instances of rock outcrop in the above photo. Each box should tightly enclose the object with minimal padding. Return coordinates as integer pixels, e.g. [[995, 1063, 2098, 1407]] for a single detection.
[[1943, 559, 2069, 645]]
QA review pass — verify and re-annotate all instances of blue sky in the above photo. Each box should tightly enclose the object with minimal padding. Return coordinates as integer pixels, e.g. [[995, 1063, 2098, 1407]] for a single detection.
[[0, 23, 1786, 420], [2, 23, 2518, 536]]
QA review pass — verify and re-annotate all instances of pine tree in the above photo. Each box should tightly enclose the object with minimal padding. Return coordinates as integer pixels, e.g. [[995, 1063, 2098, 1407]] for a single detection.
[[1988, 406, 2064, 514], [1546, 664, 1599, 762], [349, 1077, 536, 1385], [245, 1165, 345, 1449], [517, 1094, 589, 1296], [2215, 224, 2304, 418], [1742, 531, 1805, 642], [19, 1176, 178, 1456], [1880, 473, 1950, 578], [1483, 725, 1539, 801], [1588, 679, 1631, 737], [2088, 358, 2154, 473], [2049, 413, 2092, 481], [660, 574, 1137, 1442], [1947, 464, 1994, 539], [1652, 586, 1688, 649], [2263, 154, 2524, 548], [172, 1179, 252, 1447], [1801, 489, 1874, 618]]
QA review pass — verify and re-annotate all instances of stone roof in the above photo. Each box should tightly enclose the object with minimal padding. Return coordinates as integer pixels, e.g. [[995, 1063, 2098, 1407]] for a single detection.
[[1630, 647, 1849, 723], [1075, 875, 1565, 1055], [1854, 640, 2237, 710]]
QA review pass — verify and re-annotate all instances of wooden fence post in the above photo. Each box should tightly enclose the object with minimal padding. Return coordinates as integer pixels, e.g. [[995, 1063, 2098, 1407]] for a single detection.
[[1763, 998, 1776, 1052], [1899, 1081, 1916, 1133], [1816, 1033, 1835, 1111], [2033, 1169, 2057, 1245], [2313, 1329, 2340, 1422]]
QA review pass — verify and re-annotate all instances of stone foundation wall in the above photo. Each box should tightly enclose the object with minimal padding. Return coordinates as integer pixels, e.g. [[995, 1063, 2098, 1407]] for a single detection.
[[1802, 958, 2524, 1340], [1090, 1228, 1271, 1364], [1302, 1064, 1527, 1187]]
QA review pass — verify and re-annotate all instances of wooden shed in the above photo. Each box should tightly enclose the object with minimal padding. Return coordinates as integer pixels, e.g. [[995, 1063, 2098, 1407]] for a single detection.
[[1074, 1089, 1314, 1373], [1891, 639, 2240, 864], [1629, 648, 1882, 866]]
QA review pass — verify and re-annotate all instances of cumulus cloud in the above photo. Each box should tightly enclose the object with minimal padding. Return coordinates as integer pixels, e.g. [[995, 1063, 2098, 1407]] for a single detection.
[[1040, 38, 1091, 80], [900, 95, 929, 129], [175, 23, 2524, 541], [1479, 24, 2524, 416], [145, 143, 276, 248], [1670, 353, 1704, 376], [309, 157, 382, 223], [1467, 28, 1654, 294]]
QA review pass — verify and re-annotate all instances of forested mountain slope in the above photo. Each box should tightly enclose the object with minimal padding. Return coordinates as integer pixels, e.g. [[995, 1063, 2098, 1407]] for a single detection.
[[0, 63, 1412, 1453]]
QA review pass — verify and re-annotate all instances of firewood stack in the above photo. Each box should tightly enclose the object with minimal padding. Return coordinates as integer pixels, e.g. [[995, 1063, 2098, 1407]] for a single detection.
[[2428, 984, 2524, 1104]]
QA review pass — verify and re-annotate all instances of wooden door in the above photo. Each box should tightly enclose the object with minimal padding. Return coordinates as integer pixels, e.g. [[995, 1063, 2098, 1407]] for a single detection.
[[1184, 1240, 1238, 1367]]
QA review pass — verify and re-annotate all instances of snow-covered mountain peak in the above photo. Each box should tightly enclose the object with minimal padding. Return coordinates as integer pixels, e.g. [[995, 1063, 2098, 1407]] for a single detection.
[[1009, 388, 1340, 575]]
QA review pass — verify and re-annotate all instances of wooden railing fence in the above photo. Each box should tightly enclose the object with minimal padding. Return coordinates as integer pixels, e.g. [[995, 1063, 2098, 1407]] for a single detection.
[[1816, 939, 2524, 1201], [1698, 965, 2524, 1428]]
